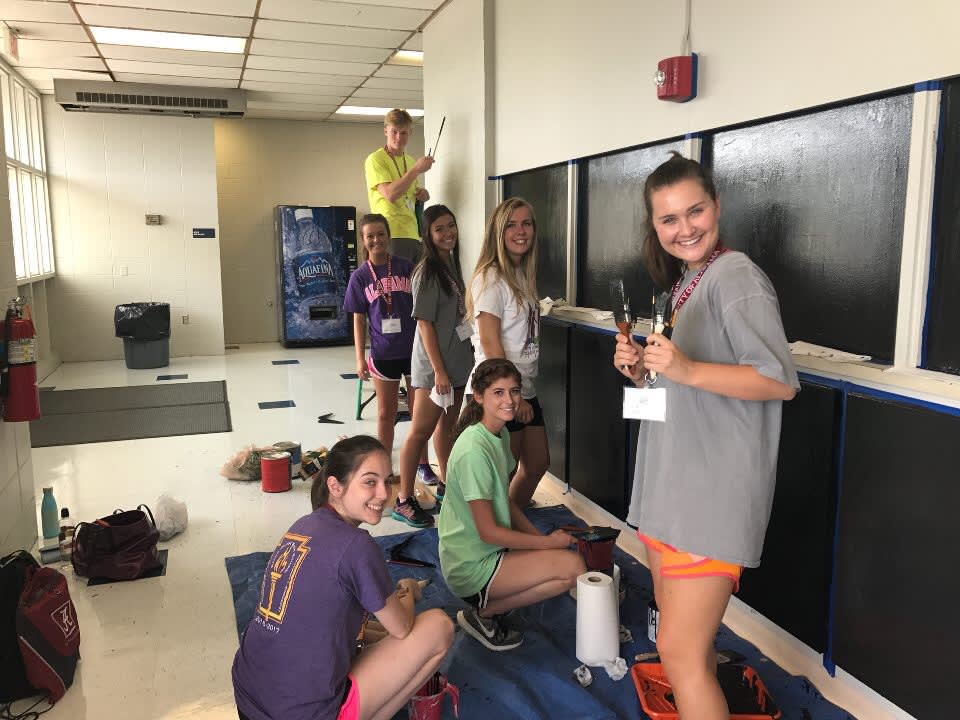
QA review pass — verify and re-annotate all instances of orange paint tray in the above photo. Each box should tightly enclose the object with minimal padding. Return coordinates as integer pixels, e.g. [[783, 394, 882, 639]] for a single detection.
[[631, 662, 782, 720]]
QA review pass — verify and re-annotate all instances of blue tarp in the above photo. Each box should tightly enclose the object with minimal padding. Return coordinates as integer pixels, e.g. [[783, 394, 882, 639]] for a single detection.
[[226, 505, 854, 719]]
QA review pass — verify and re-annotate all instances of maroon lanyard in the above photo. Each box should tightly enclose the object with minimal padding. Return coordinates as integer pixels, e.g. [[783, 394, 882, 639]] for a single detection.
[[385, 147, 407, 178], [367, 256, 394, 317], [669, 245, 728, 323]]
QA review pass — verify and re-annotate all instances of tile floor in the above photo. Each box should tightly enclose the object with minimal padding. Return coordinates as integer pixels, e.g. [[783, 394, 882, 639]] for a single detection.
[[20, 343, 895, 719]]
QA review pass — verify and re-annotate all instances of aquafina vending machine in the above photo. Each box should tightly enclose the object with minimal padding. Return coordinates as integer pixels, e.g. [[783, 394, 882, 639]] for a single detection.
[[276, 205, 357, 347]]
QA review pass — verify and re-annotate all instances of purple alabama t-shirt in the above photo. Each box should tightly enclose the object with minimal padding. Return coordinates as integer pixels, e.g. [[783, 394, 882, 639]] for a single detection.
[[343, 255, 416, 361], [232, 507, 394, 720]]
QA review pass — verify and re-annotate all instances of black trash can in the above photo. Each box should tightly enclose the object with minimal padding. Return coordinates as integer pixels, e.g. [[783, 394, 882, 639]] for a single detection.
[[114, 302, 171, 369]]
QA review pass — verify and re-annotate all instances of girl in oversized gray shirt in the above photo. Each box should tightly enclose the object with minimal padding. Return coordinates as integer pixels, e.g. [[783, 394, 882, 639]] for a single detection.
[[613, 153, 798, 719]]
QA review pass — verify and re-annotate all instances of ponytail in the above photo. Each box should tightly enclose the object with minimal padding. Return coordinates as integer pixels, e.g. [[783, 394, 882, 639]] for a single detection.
[[311, 435, 386, 509]]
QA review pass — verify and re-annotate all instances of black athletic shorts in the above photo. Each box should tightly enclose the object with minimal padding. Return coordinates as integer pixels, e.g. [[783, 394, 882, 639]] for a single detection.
[[505, 396, 545, 432]]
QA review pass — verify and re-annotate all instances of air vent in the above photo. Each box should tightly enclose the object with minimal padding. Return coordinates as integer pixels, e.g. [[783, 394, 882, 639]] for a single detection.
[[54, 79, 245, 118]]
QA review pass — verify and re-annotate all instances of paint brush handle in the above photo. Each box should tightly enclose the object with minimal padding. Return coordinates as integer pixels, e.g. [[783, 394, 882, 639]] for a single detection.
[[430, 116, 446, 157]]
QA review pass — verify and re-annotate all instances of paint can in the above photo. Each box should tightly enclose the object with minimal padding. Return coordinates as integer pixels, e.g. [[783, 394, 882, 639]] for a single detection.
[[647, 599, 659, 644], [273, 441, 302, 478], [260, 451, 291, 493]]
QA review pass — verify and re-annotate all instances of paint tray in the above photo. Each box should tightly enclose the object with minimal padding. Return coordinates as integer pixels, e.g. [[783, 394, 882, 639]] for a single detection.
[[631, 662, 781, 719]]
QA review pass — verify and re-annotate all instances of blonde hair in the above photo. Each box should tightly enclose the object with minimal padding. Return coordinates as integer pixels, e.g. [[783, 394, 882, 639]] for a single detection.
[[384, 108, 413, 128], [466, 197, 539, 319]]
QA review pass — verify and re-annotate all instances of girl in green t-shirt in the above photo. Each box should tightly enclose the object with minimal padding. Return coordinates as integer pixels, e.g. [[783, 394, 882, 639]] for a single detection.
[[438, 358, 586, 651]]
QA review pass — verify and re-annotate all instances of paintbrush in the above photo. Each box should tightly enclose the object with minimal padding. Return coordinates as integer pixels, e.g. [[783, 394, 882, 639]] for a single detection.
[[428, 115, 446, 157]]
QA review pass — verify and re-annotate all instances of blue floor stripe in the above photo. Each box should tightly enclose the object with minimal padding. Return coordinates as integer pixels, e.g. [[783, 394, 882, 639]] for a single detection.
[[340, 372, 359, 379], [272, 359, 300, 365], [258, 400, 296, 409], [157, 374, 188, 381]]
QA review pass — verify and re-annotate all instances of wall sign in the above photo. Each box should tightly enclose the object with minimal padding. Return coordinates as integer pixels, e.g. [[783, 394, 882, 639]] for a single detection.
[[192, 228, 216, 238]]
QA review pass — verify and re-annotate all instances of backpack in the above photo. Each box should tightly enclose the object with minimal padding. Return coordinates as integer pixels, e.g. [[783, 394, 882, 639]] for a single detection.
[[0, 551, 39, 702]]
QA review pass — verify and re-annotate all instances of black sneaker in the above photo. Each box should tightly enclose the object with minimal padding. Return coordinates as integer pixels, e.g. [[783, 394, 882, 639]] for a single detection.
[[391, 496, 434, 528], [457, 608, 523, 651]]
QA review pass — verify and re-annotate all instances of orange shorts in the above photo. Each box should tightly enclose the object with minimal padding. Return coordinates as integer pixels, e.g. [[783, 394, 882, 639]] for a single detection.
[[639, 533, 741, 592]]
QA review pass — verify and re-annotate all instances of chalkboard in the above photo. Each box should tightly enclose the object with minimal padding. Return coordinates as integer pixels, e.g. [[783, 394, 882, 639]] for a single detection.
[[539, 317, 571, 484], [923, 77, 960, 375], [710, 93, 912, 362], [503, 163, 568, 301], [833, 393, 960, 720], [578, 141, 684, 316]]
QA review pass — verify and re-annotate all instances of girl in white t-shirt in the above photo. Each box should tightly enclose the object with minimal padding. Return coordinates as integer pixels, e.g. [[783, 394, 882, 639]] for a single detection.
[[466, 197, 546, 508]]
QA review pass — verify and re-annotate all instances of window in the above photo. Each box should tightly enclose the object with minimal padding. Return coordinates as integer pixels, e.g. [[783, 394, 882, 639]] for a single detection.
[[1, 62, 54, 282]]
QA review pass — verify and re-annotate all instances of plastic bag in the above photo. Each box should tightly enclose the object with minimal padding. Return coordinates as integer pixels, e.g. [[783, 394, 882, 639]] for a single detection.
[[154, 494, 188, 541], [220, 444, 273, 481]]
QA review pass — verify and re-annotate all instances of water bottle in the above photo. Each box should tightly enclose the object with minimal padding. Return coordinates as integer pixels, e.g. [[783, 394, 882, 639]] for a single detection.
[[292, 208, 337, 300], [41, 487, 59, 539]]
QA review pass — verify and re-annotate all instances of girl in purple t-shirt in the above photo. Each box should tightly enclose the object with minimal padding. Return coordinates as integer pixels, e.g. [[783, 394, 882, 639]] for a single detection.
[[232, 435, 453, 720], [344, 214, 434, 528]]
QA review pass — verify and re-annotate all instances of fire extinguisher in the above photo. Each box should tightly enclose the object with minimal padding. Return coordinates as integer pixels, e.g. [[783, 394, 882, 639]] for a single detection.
[[0, 297, 41, 422]]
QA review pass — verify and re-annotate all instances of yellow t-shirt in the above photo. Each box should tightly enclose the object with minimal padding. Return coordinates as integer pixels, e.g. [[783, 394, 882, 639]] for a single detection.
[[364, 147, 420, 240]]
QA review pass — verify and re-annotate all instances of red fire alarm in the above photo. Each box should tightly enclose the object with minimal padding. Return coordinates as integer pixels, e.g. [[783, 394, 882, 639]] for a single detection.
[[655, 53, 698, 103]]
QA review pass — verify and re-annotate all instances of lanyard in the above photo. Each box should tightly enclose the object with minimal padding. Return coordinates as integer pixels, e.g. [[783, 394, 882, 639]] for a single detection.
[[385, 147, 407, 178], [669, 244, 728, 323], [367, 256, 394, 317]]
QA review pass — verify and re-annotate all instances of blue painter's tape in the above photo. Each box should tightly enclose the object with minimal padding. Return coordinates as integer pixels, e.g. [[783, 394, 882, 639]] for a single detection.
[[156, 374, 188, 381], [258, 400, 296, 409], [914, 80, 941, 92], [797, 370, 960, 417], [272, 359, 300, 365], [488, 175, 501, 181]]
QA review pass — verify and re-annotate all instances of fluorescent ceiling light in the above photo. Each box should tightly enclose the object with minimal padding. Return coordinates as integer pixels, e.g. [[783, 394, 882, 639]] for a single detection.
[[390, 50, 424, 66], [336, 105, 424, 117], [90, 27, 246, 54]]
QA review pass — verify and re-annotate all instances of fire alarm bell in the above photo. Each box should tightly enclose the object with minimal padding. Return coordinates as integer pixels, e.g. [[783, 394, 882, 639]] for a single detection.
[[655, 53, 698, 103]]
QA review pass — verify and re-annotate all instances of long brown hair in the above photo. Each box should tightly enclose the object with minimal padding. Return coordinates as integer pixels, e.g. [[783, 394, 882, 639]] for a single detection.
[[465, 198, 539, 320], [452, 359, 522, 444], [414, 204, 464, 299], [311, 435, 387, 510], [641, 152, 719, 289]]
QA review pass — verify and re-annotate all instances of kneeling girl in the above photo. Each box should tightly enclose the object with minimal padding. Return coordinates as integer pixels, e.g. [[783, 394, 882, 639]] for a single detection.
[[438, 358, 585, 651]]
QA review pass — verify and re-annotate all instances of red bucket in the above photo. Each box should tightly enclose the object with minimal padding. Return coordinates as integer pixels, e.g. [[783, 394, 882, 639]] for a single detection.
[[260, 451, 291, 493], [407, 672, 459, 720]]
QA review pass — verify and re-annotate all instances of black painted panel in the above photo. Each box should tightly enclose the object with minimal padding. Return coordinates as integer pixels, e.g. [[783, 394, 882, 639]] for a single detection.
[[578, 141, 684, 314], [711, 94, 912, 361], [567, 325, 630, 519], [834, 393, 960, 719], [539, 317, 570, 483], [503, 164, 568, 301], [737, 381, 840, 653], [924, 77, 960, 375]]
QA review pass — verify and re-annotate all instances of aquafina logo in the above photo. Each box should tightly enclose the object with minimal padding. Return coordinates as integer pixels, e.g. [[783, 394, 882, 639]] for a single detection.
[[292, 208, 336, 298]]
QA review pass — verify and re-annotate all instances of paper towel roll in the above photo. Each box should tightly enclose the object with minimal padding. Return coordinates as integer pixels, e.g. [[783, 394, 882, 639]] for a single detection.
[[569, 563, 621, 602], [575, 572, 620, 666]]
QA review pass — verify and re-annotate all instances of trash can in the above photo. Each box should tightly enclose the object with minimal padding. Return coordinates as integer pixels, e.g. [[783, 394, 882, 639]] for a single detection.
[[114, 302, 170, 369]]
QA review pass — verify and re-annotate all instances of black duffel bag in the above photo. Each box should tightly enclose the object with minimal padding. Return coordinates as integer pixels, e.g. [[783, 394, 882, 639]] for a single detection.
[[72, 505, 162, 581]]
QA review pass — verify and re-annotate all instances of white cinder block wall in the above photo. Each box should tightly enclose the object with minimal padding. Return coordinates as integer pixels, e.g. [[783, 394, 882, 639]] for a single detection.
[[42, 97, 225, 362], [213, 119, 423, 344], [0, 97, 37, 556]]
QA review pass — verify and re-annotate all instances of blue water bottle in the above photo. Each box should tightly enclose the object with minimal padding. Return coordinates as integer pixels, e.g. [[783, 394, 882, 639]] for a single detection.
[[41, 487, 59, 539]]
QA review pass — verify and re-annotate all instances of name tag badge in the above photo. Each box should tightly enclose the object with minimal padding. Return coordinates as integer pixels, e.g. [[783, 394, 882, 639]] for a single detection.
[[455, 322, 473, 341], [622, 386, 667, 422], [382, 317, 402, 334]]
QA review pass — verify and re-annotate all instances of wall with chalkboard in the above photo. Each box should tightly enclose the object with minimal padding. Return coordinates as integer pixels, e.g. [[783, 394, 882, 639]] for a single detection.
[[709, 93, 913, 362], [503, 163, 568, 301], [923, 77, 960, 375], [577, 141, 683, 315]]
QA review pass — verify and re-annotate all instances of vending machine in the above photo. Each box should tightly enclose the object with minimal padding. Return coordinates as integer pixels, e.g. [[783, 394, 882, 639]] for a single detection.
[[275, 205, 358, 347]]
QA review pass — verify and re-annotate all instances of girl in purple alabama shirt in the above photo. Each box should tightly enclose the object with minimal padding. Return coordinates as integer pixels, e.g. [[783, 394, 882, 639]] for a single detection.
[[232, 435, 453, 720]]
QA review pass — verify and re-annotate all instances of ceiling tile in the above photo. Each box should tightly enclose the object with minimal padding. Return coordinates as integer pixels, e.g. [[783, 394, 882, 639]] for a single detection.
[[4, 21, 88, 42], [254, 19, 408, 48], [16, 56, 107, 71], [362, 76, 421, 91], [245, 55, 377, 77], [402, 33, 423, 51], [14, 39, 96, 60], [246, 90, 345, 105], [327, 113, 383, 124], [322, 0, 442, 8], [374, 65, 421, 80], [247, 101, 339, 113], [345, 94, 422, 109], [258, 0, 429, 31], [250, 39, 390, 64], [106, 60, 240, 80], [100, 45, 243, 68], [351, 86, 421, 101], [0, 1, 76, 23], [18, 68, 110, 93], [242, 68, 367, 86], [245, 108, 333, 120], [113, 73, 240, 88], [241, 79, 358, 95], [88, 0, 257, 15], [76, 5, 252, 36]]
